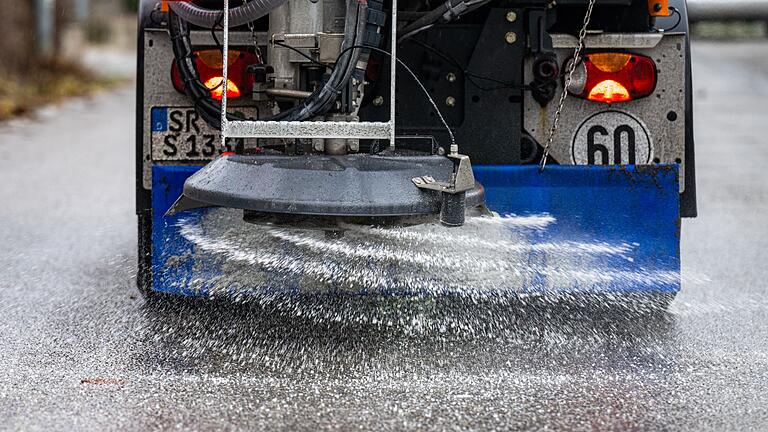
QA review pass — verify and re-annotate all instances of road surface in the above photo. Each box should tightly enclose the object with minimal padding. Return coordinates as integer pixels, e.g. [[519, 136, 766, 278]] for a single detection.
[[0, 41, 767, 431]]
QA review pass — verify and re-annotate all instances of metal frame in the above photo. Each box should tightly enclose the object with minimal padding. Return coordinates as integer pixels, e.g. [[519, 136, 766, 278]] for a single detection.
[[220, 0, 398, 143]]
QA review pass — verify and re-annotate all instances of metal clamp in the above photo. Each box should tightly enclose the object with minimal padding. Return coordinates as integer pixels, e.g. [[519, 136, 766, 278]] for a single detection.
[[412, 152, 477, 226], [411, 153, 476, 194]]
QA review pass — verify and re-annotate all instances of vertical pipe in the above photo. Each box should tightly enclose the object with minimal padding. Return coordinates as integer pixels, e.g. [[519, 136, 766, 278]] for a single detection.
[[34, 0, 55, 59], [269, 2, 293, 89], [389, 0, 398, 148], [222, 0, 230, 139], [74, 0, 89, 22]]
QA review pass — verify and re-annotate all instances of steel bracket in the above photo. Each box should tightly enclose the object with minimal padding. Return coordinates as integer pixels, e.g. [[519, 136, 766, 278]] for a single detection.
[[412, 153, 476, 194]]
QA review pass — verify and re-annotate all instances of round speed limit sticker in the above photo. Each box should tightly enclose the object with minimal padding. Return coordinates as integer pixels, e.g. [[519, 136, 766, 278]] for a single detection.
[[571, 111, 653, 165]]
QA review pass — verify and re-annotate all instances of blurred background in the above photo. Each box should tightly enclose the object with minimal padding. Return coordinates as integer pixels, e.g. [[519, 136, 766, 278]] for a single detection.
[[0, 0, 136, 119], [0, 0, 766, 120]]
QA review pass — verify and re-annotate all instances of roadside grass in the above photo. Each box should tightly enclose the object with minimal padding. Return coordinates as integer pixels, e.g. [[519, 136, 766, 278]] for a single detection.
[[0, 61, 126, 121]]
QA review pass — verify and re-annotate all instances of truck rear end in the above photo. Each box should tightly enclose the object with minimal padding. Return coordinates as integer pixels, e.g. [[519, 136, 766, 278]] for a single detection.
[[136, 0, 695, 303]]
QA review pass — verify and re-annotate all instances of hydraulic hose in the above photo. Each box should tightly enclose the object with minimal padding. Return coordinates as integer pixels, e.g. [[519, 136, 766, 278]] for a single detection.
[[399, 0, 490, 41], [168, 0, 369, 128], [168, 0, 289, 29], [169, 9, 237, 129], [273, 0, 368, 121]]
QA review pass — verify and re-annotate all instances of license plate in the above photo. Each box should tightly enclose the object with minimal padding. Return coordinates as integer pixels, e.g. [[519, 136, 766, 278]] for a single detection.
[[150, 107, 252, 161]]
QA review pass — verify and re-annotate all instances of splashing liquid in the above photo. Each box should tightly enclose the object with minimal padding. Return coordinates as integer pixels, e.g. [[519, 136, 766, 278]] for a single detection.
[[169, 209, 678, 301]]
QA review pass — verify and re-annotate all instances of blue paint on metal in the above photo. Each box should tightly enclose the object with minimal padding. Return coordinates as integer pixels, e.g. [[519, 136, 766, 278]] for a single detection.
[[151, 108, 168, 132], [151, 165, 207, 295], [151, 164, 680, 296], [474, 165, 680, 294]]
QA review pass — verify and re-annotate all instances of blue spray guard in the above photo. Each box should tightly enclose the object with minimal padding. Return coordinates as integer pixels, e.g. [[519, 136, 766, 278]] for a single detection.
[[151, 164, 680, 297]]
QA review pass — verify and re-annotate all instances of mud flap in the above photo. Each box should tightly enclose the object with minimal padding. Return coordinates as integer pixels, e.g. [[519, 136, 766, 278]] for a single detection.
[[151, 164, 680, 296], [474, 164, 680, 294]]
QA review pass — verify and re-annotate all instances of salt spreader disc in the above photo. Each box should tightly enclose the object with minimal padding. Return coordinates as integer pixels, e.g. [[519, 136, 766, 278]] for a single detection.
[[166, 153, 486, 219]]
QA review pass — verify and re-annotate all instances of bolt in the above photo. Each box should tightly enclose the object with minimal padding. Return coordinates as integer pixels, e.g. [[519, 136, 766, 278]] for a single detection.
[[506, 11, 517, 23], [505, 31, 517, 44], [347, 138, 359, 152], [445, 96, 456, 107], [446, 72, 457, 83], [313, 139, 324, 152], [653, 2, 662, 12], [372, 96, 384, 107]]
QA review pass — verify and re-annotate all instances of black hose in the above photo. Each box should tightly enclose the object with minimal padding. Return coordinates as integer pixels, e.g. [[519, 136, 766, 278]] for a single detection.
[[275, 0, 367, 121], [167, 0, 368, 129], [169, 10, 233, 129], [168, 0, 288, 29], [399, 0, 489, 41], [400, 0, 463, 36]]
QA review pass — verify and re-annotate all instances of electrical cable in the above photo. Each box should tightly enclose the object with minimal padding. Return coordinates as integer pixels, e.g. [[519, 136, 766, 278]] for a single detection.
[[398, 0, 492, 42], [167, 0, 367, 128], [396, 24, 435, 43], [272, 41, 331, 69], [652, 7, 682, 32], [168, 0, 288, 28], [210, 10, 225, 50], [403, 38, 525, 91], [333, 44, 456, 148]]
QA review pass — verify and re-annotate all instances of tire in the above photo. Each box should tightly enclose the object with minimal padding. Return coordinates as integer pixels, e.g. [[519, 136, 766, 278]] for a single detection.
[[137, 210, 156, 300]]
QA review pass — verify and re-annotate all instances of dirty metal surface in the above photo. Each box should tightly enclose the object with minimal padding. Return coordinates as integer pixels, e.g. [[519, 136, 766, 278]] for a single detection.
[[525, 33, 687, 190], [141, 29, 266, 189], [168, 154, 485, 217]]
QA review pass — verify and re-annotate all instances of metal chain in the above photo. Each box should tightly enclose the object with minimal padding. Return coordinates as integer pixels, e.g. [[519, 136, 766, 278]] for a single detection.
[[247, 20, 263, 60], [539, 0, 597, 171]]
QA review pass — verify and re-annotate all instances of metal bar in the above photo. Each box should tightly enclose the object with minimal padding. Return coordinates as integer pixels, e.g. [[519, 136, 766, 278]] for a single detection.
[[551, 33, 665, 49], [389, 0, 398, 148], [687, 0, 768, 21], [222, 0, 230, 136], [191, 31, 268, 46], [225, 120, 392, 139], [34, 0, 55, 58]]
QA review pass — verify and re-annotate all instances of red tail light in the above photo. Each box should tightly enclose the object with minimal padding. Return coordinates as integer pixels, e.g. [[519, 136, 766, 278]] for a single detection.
[[171, 49, 259, 100], [566, 53, 657, 104]]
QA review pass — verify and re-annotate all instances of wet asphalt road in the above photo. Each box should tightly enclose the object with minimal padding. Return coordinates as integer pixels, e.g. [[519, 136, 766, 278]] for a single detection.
[[1, 40, 768, 431]]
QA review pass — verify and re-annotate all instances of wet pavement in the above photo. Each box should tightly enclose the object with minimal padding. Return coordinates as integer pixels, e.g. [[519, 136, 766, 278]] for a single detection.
[[1, 41, 767, 431]]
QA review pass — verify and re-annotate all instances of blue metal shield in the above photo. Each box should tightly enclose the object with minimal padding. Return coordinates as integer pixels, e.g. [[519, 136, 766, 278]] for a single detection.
[[151, 164, 680, 296]]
